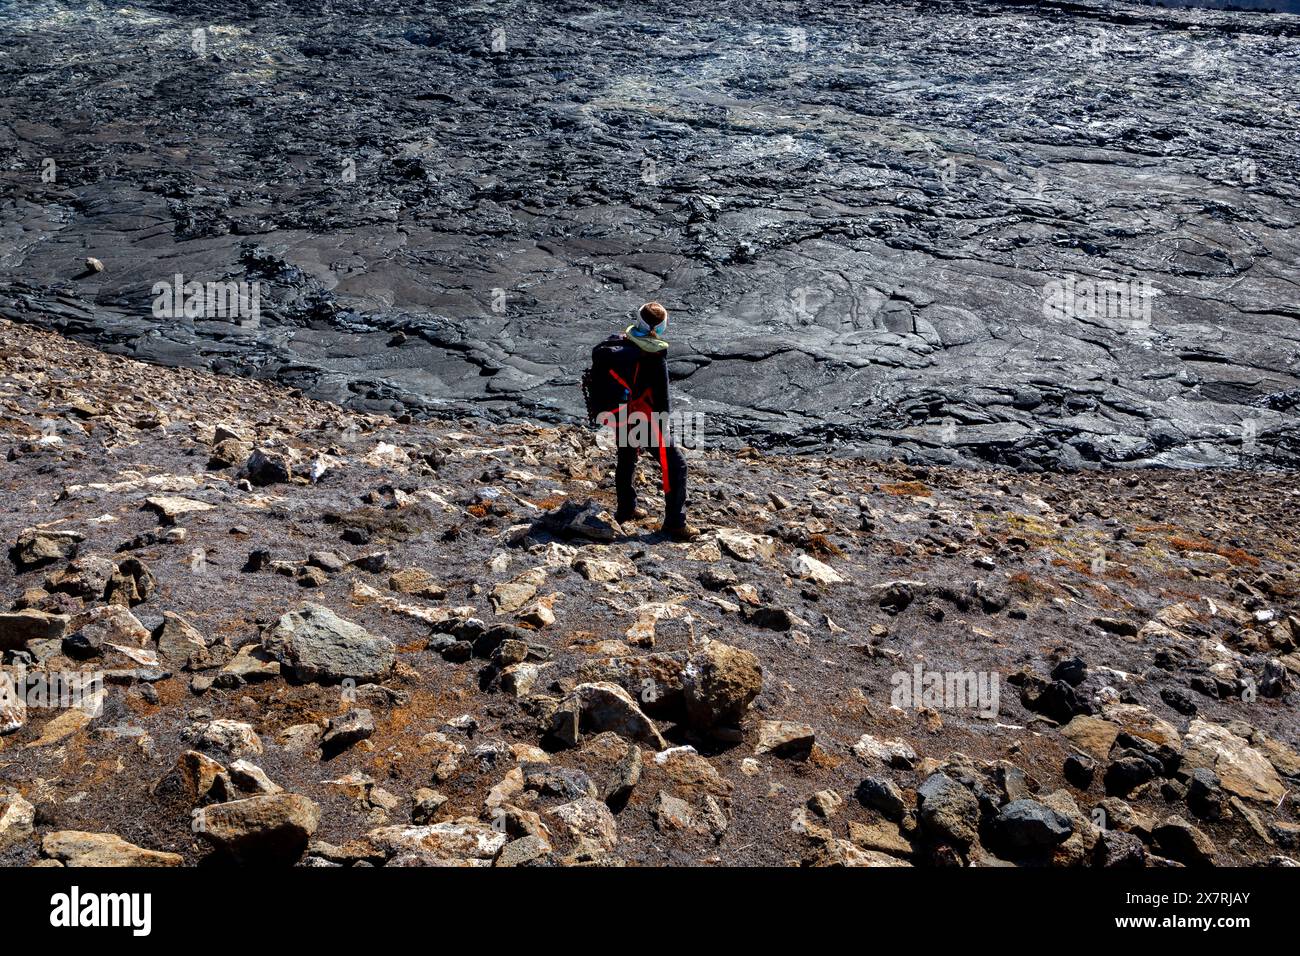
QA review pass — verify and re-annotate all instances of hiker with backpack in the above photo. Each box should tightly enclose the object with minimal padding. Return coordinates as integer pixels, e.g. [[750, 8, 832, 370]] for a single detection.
[[582, 302, 698, 541]]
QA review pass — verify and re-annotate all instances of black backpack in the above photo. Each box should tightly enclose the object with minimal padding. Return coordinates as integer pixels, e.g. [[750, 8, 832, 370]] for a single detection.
[[581, 335, 641, 425]]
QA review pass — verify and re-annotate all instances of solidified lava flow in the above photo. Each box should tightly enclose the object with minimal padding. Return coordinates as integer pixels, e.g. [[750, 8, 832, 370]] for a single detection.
[[1, 0, 1298, 468]]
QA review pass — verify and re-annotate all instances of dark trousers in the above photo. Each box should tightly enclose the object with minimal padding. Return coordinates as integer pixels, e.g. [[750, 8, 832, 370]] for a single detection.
[[616, 443, 686, 528]]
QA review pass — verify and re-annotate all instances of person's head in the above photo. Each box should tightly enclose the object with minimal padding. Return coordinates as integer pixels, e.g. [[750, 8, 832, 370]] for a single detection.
[[637, 301, 668, 336]]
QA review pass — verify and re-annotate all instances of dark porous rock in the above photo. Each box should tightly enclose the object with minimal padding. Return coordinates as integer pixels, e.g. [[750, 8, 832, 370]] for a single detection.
[[243, 548, 272, 573], [1092, 617, 1139, 639], [856, 776, 907, 821], [917, 772, 980, 849], [1160, 686, 1198, 716], [241, 448, 292, 486], [1151, 815, 1218, 867], [1063, 753, 1096, 790], [994, 799, 1074, 854], [1186, 768, 1226, 821], [1094, 829, 1147, 868], [1051, 657, 1087, 687], [745, 605, 798, 631], [1103, 750, 1162, 797], [1020, 678, 1091, 724]]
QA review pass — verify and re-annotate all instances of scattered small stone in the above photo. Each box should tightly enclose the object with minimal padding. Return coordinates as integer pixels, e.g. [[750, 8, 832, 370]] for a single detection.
[[755, 720, 815, 760], [1186, 768, 1226, 821], [847, 819, 913, 858], [652, 791, 695, 831], [411, 789, 448, 824], [0, 793, 36, 850], [853, 733, 917, 768], [144, 495, 214, 523], [388, 567, 446, 598], [856, 776, 907, 819], [196, 793, 321, 863], [188, 718, 263, 758], [1151, 815, 1218, 867], [322, 708, 375, 754], [307, 551, 347, 573], [550, 682, 666, 749], [995, 799, 1074, 853], [1094, 829, 1146, 868], [1063, 753, 1096, 789], [807, 789, 843, 818], [228, 760, 282, 796], [1051, 657, 1087, 687], [241, 448, 292, 486], [42, 831, 183, 867]]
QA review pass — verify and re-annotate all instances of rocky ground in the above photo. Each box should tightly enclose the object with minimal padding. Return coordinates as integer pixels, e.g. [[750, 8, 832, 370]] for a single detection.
[[0, 319, 1297, 867], [2, 0, 1298, 469]]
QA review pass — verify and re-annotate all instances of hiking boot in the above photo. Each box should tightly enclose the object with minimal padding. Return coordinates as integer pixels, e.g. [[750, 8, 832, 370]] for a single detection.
[[615, 507, 648, 523], [662, 522, 700, 542]]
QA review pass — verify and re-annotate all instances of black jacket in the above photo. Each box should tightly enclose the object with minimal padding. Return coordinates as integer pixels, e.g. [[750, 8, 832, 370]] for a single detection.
[[610, 336, 670, 415]]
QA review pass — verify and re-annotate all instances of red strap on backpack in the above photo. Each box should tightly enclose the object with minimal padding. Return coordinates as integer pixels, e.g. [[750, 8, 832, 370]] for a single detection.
[[610, 365, 670, 493]]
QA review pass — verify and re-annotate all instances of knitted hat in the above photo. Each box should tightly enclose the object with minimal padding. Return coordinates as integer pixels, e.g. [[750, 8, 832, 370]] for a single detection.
[[634, 301, 668, 336]]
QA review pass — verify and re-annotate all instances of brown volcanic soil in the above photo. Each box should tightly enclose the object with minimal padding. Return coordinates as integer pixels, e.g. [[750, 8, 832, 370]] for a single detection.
[[0, 319, 1297, 867]]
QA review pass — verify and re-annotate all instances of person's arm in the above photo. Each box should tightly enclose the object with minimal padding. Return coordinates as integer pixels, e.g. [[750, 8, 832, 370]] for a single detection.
[[657, 353, 670, 415]]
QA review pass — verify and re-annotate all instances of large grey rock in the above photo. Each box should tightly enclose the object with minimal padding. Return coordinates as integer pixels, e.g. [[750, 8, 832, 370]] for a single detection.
[[261, 603, 395, 684], [995, 799, 1074, 853], [917, 772, 980, 848], [10, 528, 81, 571], [682, 640, 762, 731]]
